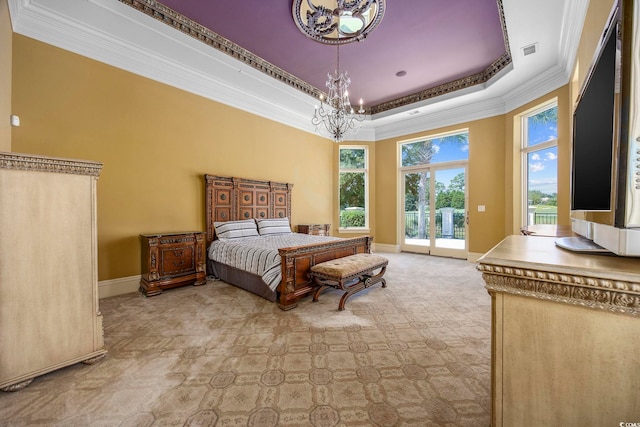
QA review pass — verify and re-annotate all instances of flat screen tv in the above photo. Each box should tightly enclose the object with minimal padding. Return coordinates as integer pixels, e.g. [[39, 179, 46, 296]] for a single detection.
[[571, 14, 617, 212], [564, 0, 640, 256]]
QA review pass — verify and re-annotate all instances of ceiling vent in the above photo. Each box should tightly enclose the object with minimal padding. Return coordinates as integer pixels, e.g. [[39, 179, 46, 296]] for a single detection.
[[522, 43, 538, 56]]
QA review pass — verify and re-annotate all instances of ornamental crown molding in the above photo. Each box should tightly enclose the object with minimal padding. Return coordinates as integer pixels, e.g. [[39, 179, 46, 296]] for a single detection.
[[7, 0, 587, 141], [0, 152, 103, 177]]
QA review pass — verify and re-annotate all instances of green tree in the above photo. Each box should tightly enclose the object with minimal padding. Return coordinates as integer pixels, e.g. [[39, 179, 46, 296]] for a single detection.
[[339, 148, 366, 227], [449, 173, 465, 192], [528, 190, 544, 205], [529, 106, 558, 125], [339, 172, 364, 210], [340, 148, 365, 169], [402, 141, 434, 239]]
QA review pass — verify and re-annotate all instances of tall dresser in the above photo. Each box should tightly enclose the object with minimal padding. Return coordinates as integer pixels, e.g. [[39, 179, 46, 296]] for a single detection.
[[0, 152, 106, 391]]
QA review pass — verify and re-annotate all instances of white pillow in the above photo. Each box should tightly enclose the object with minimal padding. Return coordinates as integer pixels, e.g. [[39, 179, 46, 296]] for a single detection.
[[256, 218, 292, 236], [214, 219, 259, 239]]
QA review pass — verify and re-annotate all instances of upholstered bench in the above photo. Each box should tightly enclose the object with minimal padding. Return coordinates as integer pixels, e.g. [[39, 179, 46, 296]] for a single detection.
[[310, 253, 388, 311]]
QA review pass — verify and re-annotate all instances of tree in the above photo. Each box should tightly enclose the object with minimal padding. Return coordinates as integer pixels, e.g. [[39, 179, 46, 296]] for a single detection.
[[402, 140, 435, 239], [529, 106, 558, 125], [449, 173, 465, 192], [340, 148, 365, 169], [339, 172, 364, 210], [339, 148, 366, 227]]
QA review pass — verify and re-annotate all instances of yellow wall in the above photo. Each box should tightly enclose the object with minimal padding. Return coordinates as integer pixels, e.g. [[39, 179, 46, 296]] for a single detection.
[[11, 35, 334, 281], [371, 87, 571, 255], [8, 0, 620, 279], [373, 116, 507, 255], [0, 0, 11, 152]]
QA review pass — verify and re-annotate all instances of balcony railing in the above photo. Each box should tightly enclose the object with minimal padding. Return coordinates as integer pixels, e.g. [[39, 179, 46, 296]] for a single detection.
[[404, 211, 465, 239], [405, 210, 557, 240], [532, 212, 558, 224]]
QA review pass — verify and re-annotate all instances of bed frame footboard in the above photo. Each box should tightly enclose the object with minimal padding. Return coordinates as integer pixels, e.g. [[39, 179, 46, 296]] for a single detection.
[[277, 236, 372, 310]]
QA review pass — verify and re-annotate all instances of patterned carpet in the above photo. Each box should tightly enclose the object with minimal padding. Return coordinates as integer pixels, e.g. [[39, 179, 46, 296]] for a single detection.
[[0, 252, 491, 426]]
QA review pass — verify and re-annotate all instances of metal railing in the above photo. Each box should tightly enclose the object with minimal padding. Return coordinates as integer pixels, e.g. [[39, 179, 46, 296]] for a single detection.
[[404, 211, 465, 239], [405, 211, 557, 239], [533, 212, 558, 224]]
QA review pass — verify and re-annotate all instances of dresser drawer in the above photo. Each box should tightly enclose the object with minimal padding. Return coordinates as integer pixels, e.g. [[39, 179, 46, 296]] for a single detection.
[[160, 246, 195, 277]]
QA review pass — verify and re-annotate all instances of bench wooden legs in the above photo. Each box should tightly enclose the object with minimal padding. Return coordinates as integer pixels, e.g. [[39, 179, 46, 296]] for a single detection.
[[312, 265, 387, 311]]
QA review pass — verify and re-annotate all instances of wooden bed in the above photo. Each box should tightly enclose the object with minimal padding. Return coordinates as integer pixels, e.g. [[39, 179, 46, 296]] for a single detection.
[[205, 174, 372, 310]]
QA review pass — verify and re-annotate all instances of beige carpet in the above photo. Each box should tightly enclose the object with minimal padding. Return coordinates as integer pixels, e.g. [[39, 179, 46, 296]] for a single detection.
[[0, 252, 491, 426]]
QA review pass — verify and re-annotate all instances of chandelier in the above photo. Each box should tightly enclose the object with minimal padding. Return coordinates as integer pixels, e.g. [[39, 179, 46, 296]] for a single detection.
[[292, 0, 385, 142], [312, 45, 365, 142]]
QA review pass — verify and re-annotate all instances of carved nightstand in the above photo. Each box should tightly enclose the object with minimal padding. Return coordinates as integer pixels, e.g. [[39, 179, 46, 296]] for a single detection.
[[297, 224, 331, 236], [139, 232, 207, 296]]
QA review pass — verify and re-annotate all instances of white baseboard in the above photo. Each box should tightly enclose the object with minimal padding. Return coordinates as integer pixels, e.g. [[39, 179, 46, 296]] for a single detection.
[[98, 275, 141, 299], [466, 252, 485, 263], [98, 249, 484, 299], [372, 243, 401, 253]]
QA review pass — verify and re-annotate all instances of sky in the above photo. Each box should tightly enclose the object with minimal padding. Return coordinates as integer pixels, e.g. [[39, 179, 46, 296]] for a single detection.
[[425, 136, 469, 190], [526, 117, 558, 195]]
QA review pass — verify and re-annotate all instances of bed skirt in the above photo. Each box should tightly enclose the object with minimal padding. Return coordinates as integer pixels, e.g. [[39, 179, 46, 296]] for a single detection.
[[208, 259, 277, 302]]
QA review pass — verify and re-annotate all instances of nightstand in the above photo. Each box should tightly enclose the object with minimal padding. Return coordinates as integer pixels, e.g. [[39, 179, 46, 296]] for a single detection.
[[297, 224, 331, 236], [139, 232, 207, 296]]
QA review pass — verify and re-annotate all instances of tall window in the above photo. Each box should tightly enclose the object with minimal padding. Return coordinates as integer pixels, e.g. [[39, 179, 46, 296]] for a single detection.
[[522, 102, 558, 226], [339, 146, 368, 230]]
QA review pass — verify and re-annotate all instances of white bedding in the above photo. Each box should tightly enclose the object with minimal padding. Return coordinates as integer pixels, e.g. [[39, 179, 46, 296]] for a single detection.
[[207, 233, 340, 290]]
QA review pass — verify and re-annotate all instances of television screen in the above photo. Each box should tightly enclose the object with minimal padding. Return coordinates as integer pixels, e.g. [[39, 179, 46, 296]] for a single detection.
[[571, 21, 617, 211]]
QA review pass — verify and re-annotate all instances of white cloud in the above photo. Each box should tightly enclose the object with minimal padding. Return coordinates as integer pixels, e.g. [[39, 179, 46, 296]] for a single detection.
[[530, 153, 541, 161], [529, 162, 544, 172], [432, 144, 440, 154], [461, 144, 469, 152], [545, 152, 557, 161], [530, 178, 557, 185]]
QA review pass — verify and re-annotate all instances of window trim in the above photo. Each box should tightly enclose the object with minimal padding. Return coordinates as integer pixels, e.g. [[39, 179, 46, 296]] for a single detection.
[[338, 145, 369, 231]]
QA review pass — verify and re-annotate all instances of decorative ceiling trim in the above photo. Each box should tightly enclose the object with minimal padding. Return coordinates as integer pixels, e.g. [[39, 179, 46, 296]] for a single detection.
[[117, 0, 322, 101], [370, 52, 512, 115], [118, 0, 511, 115]]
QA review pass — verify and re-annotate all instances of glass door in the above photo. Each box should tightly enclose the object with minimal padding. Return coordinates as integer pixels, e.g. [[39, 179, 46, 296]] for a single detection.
[[402, 166, 467, 258], [432, 167, 467, 257], [402, 170, 431, 253]]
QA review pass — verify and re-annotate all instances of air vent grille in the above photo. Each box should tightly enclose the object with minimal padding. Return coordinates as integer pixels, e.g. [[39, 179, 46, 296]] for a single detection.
[[522, 43, 537, 56]]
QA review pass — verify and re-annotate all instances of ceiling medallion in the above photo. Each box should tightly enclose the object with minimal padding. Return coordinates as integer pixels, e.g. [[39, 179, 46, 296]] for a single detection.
[[292, 0, 386, 44]]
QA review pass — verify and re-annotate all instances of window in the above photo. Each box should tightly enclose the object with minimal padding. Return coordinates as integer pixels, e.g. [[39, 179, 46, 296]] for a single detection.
[[339, 146, 368, 230], [401, 132, 469, 167], [522, 103, 558, 226]]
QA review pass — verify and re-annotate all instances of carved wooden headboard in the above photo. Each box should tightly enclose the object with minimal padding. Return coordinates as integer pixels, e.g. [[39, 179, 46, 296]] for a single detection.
[[204, 174, 293, 246]]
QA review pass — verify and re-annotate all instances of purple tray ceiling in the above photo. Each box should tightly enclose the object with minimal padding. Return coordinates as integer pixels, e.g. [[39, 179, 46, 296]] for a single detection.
[[136, 0, 509, 112]]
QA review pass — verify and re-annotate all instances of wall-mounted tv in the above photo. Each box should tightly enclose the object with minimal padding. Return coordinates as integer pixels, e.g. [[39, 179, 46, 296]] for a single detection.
[[566, 0, 640, 256], [571, 15, 617, 212]]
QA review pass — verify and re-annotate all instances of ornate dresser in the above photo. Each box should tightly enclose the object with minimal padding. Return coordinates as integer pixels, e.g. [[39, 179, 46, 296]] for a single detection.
[[477, 235, 640, 426]]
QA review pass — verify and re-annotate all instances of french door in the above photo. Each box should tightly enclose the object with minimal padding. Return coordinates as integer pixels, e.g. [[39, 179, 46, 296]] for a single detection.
[[401, 165, 468, 258]]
